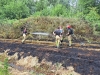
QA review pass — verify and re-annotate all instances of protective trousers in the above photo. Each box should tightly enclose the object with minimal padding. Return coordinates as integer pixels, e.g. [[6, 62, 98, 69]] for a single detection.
[[55, 35, 61, 48], [22, 33, 26, 43], [68, 35, 72, 46]]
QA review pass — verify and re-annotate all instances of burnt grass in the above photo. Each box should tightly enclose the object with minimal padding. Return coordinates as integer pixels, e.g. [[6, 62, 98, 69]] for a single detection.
[[0, 40, 100, 75]]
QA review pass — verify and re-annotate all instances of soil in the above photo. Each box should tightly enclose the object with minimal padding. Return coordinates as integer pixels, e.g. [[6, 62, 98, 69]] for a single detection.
[[0, 39, 100, 75]]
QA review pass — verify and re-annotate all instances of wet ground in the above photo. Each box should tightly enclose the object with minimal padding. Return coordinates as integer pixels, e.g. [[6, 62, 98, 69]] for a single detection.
[[0, 40, 100, 75]]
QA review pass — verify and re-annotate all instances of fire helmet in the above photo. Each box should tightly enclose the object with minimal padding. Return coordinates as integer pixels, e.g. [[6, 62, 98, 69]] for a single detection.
[[67, 25, 71, 28]]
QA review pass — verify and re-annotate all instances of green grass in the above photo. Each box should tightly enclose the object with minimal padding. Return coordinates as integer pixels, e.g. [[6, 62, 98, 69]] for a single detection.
[[0, 58, 10, 75]]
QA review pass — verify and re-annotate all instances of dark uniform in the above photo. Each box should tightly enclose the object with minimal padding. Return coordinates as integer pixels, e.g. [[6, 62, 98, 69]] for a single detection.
[[53, 28, 61, 48], [67, 25, 73, 46]]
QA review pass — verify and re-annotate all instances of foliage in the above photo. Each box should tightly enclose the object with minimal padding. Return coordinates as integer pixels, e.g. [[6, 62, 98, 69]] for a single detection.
[[33, 4, 67, 17], [77, 0, 97, 14], [23, 0, 36, 14], [47, 0, 60, 6], [0, 17, 94, 42], [3, 0, 29, 19], [0, 0, 100, 21], [35, 0, 49, 11], [0, 58, 10, 75], [85, 7, 100, 22], [50, 4, 67, 17], [85, 7, 100, 34], [0, 19, 21, 39], [0, 0, 100, 41]]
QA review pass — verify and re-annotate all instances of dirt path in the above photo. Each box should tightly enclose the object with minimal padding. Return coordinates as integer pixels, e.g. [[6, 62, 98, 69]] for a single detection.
[[0, 40, 100, 75]]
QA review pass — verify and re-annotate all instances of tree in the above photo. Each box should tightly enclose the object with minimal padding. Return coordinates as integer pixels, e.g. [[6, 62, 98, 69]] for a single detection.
[[77, 0, 98, 14], [85, 7, 100, 34], [47, 0, 60, 6], [35, 0, 49, 11], [3, 0, 29, 19], [22, 0, 36, 14], [95, 0, 100, 14], [51, 4, 67, 16]]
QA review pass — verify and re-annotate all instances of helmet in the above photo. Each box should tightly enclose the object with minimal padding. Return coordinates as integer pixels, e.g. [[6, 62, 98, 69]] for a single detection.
[[67, 25, 71, 28]]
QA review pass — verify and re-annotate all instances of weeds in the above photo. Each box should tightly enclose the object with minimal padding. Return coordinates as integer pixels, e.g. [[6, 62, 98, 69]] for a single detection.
[[0, 58, 10, 75]]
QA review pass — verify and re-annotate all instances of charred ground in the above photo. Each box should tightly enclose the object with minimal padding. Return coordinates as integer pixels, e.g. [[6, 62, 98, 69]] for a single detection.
[[0, 40, 100, 75]]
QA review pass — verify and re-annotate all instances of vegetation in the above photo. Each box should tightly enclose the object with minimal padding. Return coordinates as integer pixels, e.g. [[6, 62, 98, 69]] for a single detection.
[[0, 0, 100, 20], [0, 0, 100, 40], [0, 1, 100, 75], [0, 58, 10, 75]]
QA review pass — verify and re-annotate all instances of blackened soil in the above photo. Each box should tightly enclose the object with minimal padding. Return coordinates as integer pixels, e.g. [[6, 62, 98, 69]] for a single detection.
[[0, 41, 100, 75]]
